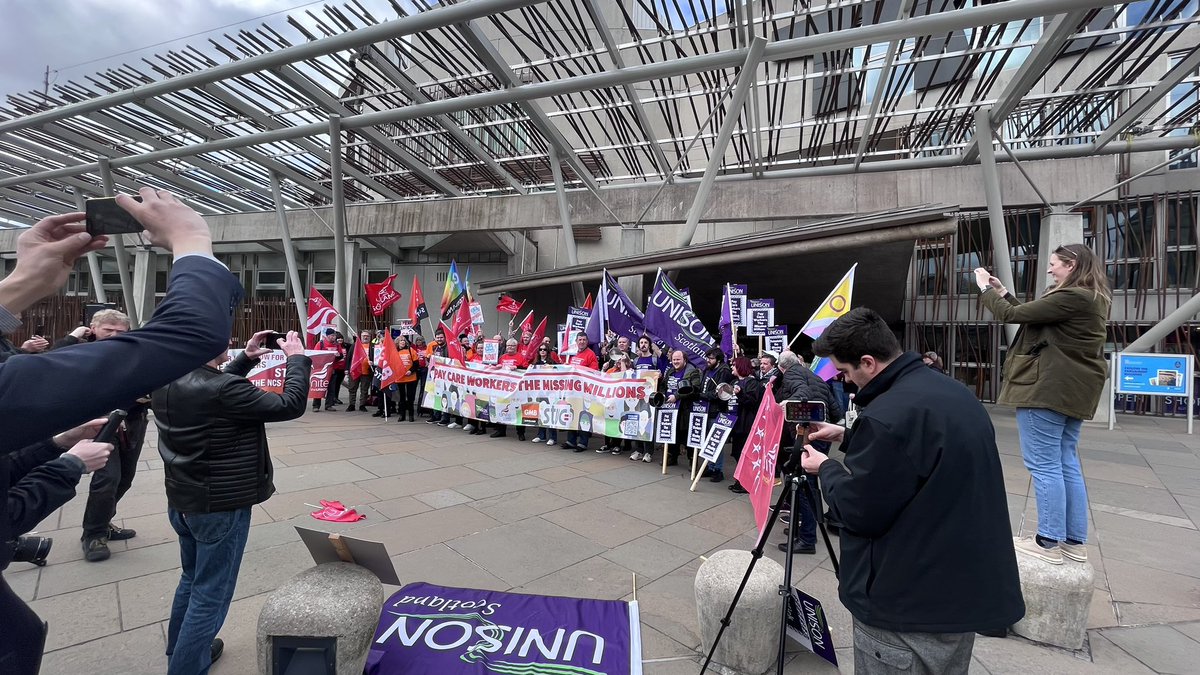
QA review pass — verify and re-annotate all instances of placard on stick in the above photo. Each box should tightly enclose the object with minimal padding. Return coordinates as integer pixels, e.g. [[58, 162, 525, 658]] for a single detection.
[[295, 526, 401, 585]]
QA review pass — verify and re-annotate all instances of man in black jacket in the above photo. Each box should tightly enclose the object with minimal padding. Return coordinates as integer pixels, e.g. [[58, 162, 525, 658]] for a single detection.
[[774, 350, 843, 554], [659, 349, 701, 467], [801, 308, 1023, 674], [153, 329, 311, 675], [697, 347, 733, 481]]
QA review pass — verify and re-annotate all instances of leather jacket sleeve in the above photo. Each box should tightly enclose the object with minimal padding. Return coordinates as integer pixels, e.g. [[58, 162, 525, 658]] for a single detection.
[[224, 351, 259, 378], [216, 355, 312, 424]]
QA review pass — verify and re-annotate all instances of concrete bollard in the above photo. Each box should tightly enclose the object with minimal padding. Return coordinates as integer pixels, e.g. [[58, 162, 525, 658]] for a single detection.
[[695, 550, 785, 675], [1011, 554, 1094, 650], [257, 562, 384, 675]]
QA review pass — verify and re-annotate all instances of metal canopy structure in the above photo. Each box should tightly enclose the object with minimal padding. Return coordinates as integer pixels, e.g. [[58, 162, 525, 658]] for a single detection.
[[0, 0, 1198, 227]]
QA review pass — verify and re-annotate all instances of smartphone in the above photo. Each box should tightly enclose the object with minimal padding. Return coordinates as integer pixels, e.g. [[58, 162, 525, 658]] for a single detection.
[[262, 332, 288, 349], [33, 324, 45, 337], [783, 400, 827, 424], [85, 196, 144, 236]]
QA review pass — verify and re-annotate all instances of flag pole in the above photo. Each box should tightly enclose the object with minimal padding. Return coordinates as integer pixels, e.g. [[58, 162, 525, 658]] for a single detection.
[[690, 458, 710, 492]]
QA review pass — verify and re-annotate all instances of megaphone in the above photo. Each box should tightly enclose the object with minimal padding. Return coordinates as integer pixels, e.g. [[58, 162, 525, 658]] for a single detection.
[[648, 392, 666, 407]]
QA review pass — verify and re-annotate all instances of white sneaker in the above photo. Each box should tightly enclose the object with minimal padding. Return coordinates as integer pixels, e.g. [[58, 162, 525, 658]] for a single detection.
[[447, 422, 461, 429], [1059, 541, 1088, 562], [531, 437, 543, 443], [546, 439, 555, 446], [629, 451, 642, 461], [1013, 536, 1063, 565], [595, 446, 608, 453], [463, 424, 475, 432], [642, 453, 653, 463]]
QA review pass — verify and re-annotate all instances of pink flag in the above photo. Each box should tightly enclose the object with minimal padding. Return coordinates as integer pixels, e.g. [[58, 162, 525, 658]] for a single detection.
[[733, 381, 785, 536]]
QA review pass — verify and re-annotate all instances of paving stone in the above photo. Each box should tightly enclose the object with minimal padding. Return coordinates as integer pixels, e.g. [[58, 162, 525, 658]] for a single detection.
[[1115, 601, 1200, 625], [601, 535, 698, 582], [350, 504, 501, 556], [468, 486, 575, 524], [411, 442, 524, 466], [356, 465, 491, 500], [413, 488, 473, 509], [31, 583, 122, 651], [589, 464, 676, 489], [1101, 624, 1200, 674], [541, 475, 622, 502], [1094, 510, 1200, 579], [447, 517, 604, 586], [258, 483, 380, 521], [7, 566, 39, 602], [271, 460, 378, 493], [117, 568, 177, 630], [1086, 478, 1188, 518], [466, 451, 581, 478], [517, 555, 637, 600], [232, 541, 318, 601], [387, 543, 508, 592], [542, 500, 659, 548], [1173, 621, 1200, 643], [456, 473, 547, 500], [685, 497, 759, 537], [529, 465, 587, 482], [348, 452, 440, 477], [40, 623, 167, 675], [651, 522, 734, 555], [597, 482, 732, 527], [37, 541, 180, 598], [274, 445, 380, 467], [371, 496, 433, 519], [1104, 558, 1200, 608], [639, 623, 696, 661]]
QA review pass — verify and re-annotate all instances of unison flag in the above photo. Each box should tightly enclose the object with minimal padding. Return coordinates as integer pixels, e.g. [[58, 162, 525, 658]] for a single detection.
[[587, 270, 646, 347], [718, 283, 734, 357], [800, 264, 857, 380], [733, 380, 785, 536], [365, 274, 401, 317], [643, 269, 714, 369]]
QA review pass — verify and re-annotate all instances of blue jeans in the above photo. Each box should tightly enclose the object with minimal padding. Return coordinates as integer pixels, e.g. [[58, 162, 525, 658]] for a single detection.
[[166, 507, 252, 675], [1016, 408, 1088, 543], [534, 427, 558, 443]]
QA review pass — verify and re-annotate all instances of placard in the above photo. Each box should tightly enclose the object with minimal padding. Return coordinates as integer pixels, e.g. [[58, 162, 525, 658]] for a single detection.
[[784, 587, 837, 667], [746, 299, 775, 337], [482, 338, 500, 365], [686, 401, 710, 449], [764, 325, 788, 355], [699, 412, 736, 462], [729, 284, 748, 328], [654, 403, 678, 444], [469, 300, 485, 325]]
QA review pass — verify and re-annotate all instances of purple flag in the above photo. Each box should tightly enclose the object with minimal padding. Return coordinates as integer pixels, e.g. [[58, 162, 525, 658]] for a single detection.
[[644, 269, 714, 369], [719, 284, 734, 357], [367, 582, 643, 675], [588, 270, 646, 346]]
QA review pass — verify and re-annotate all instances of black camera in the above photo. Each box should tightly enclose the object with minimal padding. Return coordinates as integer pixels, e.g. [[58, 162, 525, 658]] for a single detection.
[[9, 536, 52, 566], [783, 400, 827, 424]]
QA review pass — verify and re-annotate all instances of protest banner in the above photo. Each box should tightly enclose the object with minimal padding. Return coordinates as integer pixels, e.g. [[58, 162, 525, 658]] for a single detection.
[[242, 349, 337, 400], [765, 325, 788, 355], [746, 298, 775, 338], [422, 358, 658, 439]]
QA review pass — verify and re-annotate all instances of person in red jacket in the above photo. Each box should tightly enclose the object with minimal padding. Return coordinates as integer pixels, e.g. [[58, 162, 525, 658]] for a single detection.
[[563, 333, 599, 451], [313, 329, 345, 412]]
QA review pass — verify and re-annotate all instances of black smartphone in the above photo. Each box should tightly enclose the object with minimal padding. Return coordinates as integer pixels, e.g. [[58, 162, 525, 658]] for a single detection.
[[783, 400, 827, 424], [85, 196, 144, 236], [262, 332, 288, 349], [33, 324, 44, 337]]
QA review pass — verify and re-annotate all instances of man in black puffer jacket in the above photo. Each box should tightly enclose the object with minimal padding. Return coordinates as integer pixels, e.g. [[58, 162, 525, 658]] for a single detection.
[[152, 329, 311, 675], [801, 308, 1023, 674]]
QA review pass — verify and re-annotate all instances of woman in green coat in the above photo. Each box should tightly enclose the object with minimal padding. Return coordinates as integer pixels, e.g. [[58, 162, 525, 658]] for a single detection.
[[975, 243, 1111, 566]]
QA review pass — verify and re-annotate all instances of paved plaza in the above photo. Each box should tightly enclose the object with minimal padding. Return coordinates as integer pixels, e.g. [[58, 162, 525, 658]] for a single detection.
[[13, 404, 1200, 674]]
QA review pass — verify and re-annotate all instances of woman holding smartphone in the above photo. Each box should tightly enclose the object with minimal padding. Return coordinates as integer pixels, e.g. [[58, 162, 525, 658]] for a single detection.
[[975, 243, 1111, 566]]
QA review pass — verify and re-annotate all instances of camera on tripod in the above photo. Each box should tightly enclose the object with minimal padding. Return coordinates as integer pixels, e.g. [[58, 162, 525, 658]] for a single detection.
[[783, 400, 826, 425], [8, 535, 52, 567]]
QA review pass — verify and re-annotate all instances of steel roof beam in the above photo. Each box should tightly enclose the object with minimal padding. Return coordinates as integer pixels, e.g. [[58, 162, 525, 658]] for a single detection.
[[960, 10, 1093, 164], [455, 18, 601, 192], [0, 0, 551, 136], [853, 0, 917, 171], [580, 0, 671, 178], [1093, 46, 1200, 151], [134, 95, 331, 202], [0, 0, 1141, 191], [356, 45, 528, 195], [274, 64, 461, 196]]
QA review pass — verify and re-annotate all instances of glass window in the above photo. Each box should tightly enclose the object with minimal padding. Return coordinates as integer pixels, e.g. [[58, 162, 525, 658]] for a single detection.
[[1168, 52, 1199, 170], [956, 216, 990, 294], [1105, 200, 1156, 290], [313, 271, 336, 285], [1166, 197, 1199, 288], [257, 270, 286, 286]]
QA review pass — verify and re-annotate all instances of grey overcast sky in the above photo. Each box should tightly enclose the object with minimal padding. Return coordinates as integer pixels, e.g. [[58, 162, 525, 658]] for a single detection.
[[0, 0, 364, 99]]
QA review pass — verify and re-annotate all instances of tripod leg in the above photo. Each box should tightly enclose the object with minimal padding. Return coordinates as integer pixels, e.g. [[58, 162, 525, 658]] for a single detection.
[[801, 477, 840, 577], [700, 479, 794, 675], [776, 476, 804, 675]]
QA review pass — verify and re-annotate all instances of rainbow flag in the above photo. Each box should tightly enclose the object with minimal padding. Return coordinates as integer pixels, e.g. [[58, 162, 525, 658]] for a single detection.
[[800, 264, 857, 381]]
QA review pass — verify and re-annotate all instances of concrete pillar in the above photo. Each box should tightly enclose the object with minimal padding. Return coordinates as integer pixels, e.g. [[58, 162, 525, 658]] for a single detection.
[[618, 227, 646, 303], [344, 239, 361, 331], [131, 249, 158, 326], [1036, 208, 1085, 297]]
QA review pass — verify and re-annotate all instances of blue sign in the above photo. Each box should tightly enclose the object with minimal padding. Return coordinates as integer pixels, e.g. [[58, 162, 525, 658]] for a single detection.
[[1116, 354, 1190, 396]]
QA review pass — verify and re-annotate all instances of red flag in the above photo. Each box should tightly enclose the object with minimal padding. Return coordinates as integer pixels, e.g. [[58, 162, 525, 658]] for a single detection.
[[365, 274, 402, 317], [733, 381, 786, 537], [376, 334, 411, 388], [306, 289, 340, 345], [440, 322, 465, 363], [497, 295, 524, 315], [350, 339, 371, 378], [451, 295, 473, 338], [408, 276, 429, 324], [517, 317, 547, 364], [582, 293, 593, 311], [517, 310, 534, 334]]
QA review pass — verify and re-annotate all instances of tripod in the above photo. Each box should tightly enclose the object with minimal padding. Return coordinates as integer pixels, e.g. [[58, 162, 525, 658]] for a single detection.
[[700, 423, 840, 675]]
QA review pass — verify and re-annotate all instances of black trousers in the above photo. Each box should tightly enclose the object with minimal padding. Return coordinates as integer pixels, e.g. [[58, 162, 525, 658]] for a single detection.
[[0, 573, 46, 674], [395, 380, 418, 417], [318, 370, 345, 408], [82, 411, 148, 540]]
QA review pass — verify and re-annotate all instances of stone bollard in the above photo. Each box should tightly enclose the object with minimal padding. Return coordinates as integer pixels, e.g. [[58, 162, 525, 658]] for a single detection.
[[257, 562, 384, 675], [695, 550, 785, 675], [1011, 555, 1094, 650]]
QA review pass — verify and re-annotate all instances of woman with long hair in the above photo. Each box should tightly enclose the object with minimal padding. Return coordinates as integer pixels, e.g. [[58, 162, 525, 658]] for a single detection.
[[529, 344, 560, 446], [975, 243, 1111, 565], [392, 334, 421, 422]]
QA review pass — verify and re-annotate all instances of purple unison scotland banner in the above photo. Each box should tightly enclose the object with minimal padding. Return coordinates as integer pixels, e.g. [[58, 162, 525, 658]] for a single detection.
[[587, 270, 647, 347], [644, 270, 714, 369], [367, 582, 644, 675]]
